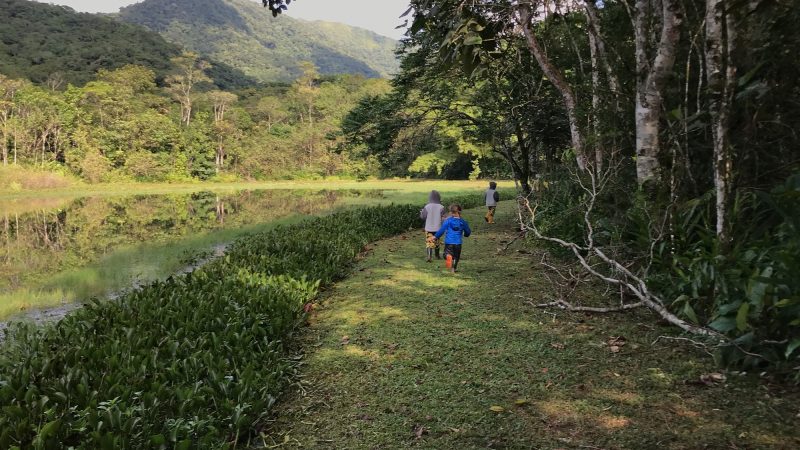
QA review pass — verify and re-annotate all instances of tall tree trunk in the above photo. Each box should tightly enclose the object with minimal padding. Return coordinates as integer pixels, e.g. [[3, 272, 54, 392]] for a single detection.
[[588, 26, 604, 174], [705, 0, 736, 244], [514, 123, 532, 193], [1, 114, 7, 166], [498, 143, 531, 195], [517, 5, 587, 171], [634, 0, 683, 184], [184, 98, 192, 127], [12, 127, 17, 165], [583, 0, 622, 97]]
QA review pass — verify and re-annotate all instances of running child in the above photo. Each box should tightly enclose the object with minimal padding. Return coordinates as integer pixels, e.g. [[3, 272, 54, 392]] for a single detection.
[[420, 190, 445, 262], [484, 181, 500, 224], [434, 204, 472, 273]]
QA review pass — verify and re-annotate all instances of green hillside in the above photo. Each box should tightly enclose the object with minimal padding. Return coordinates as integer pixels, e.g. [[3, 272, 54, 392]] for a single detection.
[[117, 0, 400, 82], [0, 0, 257, 89]]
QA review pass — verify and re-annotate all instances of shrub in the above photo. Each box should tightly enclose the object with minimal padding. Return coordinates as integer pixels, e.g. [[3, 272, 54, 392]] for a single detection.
[[0, 166, 75, 191], [650, 175, 800, 372], [124, 152, 171, 182], [79, 150, 112, 184], [0, 195, 484, 448]]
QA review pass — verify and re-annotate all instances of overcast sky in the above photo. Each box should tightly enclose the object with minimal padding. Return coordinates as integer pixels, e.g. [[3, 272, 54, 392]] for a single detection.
[[34, 0, 412, 39]]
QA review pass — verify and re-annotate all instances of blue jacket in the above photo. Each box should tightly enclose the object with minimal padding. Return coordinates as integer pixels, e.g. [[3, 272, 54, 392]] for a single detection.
[[434, 216, 471, 245]]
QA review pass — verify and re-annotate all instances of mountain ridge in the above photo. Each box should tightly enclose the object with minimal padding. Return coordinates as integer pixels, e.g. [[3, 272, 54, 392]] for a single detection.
[[0, 0, 257, 88], [116, 0, 400, 83]]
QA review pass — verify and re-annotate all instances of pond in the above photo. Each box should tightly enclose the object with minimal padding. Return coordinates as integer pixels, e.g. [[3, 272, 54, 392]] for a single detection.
[[0, 188, 390, 321]]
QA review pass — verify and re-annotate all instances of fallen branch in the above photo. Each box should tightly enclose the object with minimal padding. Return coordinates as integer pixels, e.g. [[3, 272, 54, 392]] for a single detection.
[[532, 299, 643, 313], [497, 231, 527, 253], [518, 166, 723, 338], [652, 335, 715, 357]]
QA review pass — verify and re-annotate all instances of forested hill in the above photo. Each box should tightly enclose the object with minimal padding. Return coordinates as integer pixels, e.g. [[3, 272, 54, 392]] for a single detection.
[[0, 0, 257, 89], [116, 0, 400, 82]]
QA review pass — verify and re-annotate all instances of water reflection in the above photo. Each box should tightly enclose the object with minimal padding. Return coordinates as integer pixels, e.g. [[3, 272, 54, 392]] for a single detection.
[[0, 189, 380, 294]]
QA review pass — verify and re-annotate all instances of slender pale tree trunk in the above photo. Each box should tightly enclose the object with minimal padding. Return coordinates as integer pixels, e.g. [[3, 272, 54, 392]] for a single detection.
[[588, 26, 604, 174], [584, 0, 625, 173], [1, 112, 8, 166], [13, 127, 17, 165], [184, 97, 192, 127], [634, 0, 683, 184], [705, 0, 736, 244], [583, 0, 622, 97], [517, 5, 587, 171]]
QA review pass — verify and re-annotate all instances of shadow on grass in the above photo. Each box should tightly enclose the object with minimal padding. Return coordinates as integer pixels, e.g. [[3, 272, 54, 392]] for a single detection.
[[269, 206, 800, 449]]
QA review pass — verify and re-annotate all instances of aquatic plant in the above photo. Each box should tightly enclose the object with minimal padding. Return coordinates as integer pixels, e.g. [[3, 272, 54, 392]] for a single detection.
[[0, 195, 482, 448]]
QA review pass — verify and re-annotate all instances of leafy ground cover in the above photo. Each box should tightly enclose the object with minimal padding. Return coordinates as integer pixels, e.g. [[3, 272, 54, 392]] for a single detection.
[[268, 205, 800, 449]]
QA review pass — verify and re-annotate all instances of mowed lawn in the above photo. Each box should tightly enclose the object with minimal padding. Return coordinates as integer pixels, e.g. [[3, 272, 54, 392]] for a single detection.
[[267, 205, 800, 449]]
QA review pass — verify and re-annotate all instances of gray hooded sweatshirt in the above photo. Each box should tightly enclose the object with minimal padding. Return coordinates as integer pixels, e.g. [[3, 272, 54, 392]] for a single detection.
[[420, 190, 445, 232]]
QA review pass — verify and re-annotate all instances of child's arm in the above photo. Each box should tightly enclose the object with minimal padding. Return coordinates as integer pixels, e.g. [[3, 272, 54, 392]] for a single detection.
[[420, 207, 428, 220], [463, 219, 472, 237], [493, 191, 500, 202], [434, 219, 448, 240]]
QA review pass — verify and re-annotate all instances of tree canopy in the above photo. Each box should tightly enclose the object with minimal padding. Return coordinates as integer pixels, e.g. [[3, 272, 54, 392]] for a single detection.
[[336, 0, 800, 371]]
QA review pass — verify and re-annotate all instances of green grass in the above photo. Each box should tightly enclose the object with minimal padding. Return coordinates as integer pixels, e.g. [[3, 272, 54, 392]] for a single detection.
[[267, 205, 800, 449], [0, 178, 513, 201]]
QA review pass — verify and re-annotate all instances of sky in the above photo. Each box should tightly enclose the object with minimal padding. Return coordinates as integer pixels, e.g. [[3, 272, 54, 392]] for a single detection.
[[34, 0, 412, 39]]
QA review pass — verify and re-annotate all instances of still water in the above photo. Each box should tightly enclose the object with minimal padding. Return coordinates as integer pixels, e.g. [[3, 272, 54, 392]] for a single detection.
[[0, 189, 385, 320]]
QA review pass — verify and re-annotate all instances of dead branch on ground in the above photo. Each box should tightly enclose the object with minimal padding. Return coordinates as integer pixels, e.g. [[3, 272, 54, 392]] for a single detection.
[[518, 164, 722, 337]]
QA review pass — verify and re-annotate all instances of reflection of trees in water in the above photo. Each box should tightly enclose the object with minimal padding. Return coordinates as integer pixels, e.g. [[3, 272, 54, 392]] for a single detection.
[[0, 189, 377, 290]]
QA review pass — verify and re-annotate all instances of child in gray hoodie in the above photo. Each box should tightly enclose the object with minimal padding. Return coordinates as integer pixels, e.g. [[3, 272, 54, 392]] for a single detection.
[[484, 181, 500, 224], [420, 190, 446, 262]]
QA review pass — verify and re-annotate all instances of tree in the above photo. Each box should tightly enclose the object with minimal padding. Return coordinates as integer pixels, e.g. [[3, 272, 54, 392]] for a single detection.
[[262, 0, 294, 17], [166, 53, 211, 127], [0, 76, 25, 166], [704, 0, 737, 244], [207, 90, 238, 172], [632, 0, 683, 185]]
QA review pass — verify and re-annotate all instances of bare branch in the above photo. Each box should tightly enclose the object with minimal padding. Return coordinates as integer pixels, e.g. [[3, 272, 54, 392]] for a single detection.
[[530, 298, 644, 313]]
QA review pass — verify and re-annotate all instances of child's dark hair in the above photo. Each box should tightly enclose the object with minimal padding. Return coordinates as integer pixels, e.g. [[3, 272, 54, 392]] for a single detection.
[[449, 204, 462, 214], [489, 181, 497, 189]]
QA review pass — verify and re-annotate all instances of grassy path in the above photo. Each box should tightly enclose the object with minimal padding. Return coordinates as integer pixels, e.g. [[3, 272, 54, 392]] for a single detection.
[[269, 205, 799, 449]]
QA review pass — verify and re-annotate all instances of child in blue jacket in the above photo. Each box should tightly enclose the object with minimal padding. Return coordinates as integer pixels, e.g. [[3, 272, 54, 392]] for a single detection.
[[434, 204, 472, 273]]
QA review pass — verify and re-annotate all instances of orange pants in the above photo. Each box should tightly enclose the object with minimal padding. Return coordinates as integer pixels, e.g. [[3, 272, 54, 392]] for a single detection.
[[485, 206, 496, 224]]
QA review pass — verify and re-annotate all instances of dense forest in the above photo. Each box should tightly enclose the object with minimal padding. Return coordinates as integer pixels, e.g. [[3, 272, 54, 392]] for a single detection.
[[0, 57, 392, 182], [0, 0, 440, 183], [117, 0, 400, 82], [0, 0, 256, 89], [338, 0, 800, 372]]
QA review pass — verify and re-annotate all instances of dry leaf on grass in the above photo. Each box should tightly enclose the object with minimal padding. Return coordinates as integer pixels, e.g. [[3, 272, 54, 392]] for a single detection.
[[607, 336, 627, 353], [608, 336, 627, 346], [340, 336, 350, 345], [413, 424, 427, 439], [489, 405, 505, 413], [687, 372, 727, 386], [551, 342, 566, 350], [687, 372, 728, 386]]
